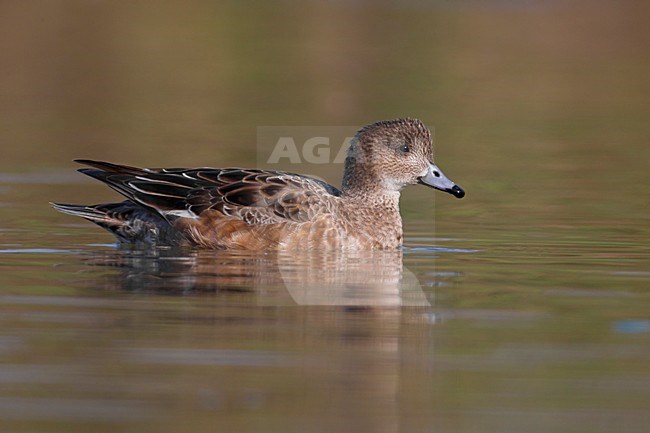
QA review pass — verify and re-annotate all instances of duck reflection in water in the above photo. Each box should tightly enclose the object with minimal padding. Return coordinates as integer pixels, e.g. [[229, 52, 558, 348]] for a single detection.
[[85, 247, 431, 307], [80, 246, 436, 433]]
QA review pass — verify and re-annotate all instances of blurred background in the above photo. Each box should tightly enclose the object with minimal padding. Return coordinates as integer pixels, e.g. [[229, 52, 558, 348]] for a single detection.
[[2, 0, 648, 186], [1, 0, 649, 223], [0, 1, 648, 432], [1, 0, 648, 229]]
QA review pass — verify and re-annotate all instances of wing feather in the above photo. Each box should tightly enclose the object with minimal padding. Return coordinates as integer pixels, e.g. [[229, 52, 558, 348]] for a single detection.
[[76, 160, 341, 224]]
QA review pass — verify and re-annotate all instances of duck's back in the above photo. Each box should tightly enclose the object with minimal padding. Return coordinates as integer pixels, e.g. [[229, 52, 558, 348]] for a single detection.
[[53, 160, 343, 249]]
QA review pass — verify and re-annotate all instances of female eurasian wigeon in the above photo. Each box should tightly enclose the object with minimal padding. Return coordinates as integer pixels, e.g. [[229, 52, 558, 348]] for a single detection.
[[52, 118, 464, 250]]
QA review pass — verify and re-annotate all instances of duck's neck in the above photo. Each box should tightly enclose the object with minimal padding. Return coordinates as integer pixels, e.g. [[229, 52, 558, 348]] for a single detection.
[[341, 188, 403, 249], [340, 154, 404, 248]]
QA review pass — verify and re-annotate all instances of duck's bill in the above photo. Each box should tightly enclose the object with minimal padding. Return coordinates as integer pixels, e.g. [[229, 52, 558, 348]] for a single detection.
[[418, 163, 465, 199]]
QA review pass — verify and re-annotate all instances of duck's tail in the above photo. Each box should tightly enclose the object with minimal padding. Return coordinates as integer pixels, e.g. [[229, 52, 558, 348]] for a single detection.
[[51, 202, 124, 225], [51, 201, 183, 246]]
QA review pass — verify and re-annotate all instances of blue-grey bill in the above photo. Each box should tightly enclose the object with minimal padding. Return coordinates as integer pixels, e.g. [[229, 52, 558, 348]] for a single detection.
[[418, 163, 465, 199]]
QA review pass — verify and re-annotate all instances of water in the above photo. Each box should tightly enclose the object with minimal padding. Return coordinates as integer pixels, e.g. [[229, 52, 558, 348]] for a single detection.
[[1, 1, 649, 432]]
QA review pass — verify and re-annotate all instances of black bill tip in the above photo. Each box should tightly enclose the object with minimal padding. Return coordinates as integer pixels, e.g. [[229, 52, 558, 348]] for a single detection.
[[450, 185, 465, 199]]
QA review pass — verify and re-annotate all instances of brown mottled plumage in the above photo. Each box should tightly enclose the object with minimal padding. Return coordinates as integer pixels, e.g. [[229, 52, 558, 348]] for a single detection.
[[52, 118, 464, 250]]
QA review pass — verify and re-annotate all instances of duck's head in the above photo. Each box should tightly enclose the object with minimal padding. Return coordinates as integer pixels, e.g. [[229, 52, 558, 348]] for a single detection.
[[342, 118, 465, 198]]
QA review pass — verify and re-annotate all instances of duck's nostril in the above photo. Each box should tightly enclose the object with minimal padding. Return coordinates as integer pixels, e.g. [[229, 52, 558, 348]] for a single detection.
[[433, 171, 440, 178]]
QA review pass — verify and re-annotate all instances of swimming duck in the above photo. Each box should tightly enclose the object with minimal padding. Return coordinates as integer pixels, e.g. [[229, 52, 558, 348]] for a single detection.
[[52, 118, 464, 249]]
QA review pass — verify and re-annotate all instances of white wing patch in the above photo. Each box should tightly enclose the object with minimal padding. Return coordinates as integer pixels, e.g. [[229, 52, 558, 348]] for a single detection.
[[162, 209, 198, 219]]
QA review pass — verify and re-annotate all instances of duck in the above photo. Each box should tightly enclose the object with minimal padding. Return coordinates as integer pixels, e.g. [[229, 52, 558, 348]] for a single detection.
[[52, 118, 464, 250]]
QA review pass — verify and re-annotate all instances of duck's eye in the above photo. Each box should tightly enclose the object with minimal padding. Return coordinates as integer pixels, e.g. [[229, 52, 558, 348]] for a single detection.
[[400, 144, 410, 153]]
